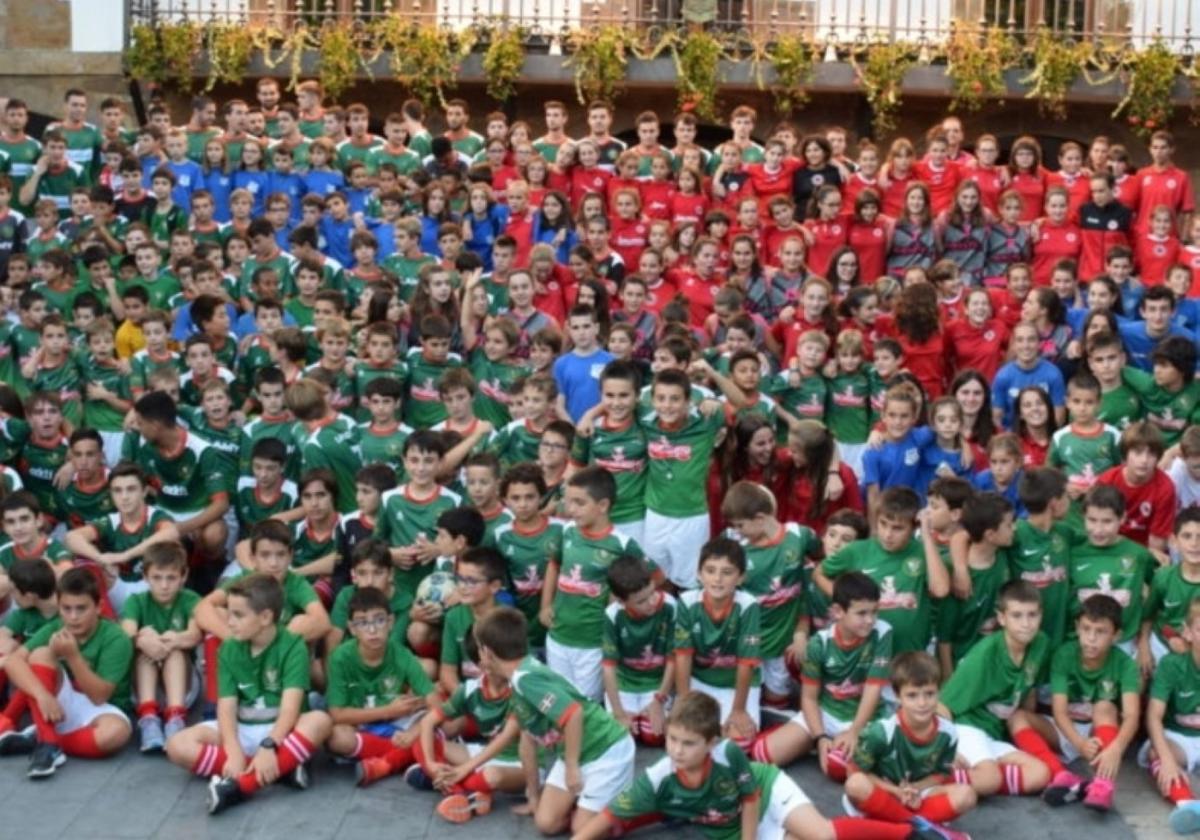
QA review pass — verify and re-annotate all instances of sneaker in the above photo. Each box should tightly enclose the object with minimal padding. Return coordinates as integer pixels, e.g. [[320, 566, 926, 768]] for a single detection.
[[436, 792, 493, 824], [163, 716, 187, 742], [908, 816, 972, 840], [1083, 776, 1115, 812], [355, 757, 393, 787], [27, 743, 65, 779], [1042, 769, 1087, 807], [840, 793, 864, 817], [1170, 800, 1200, 835], [404, 763, 435, 791], [139, 716, 165, 753], [282, 761, 310, 790], [207, 775, 246, 815], [0, 725, 37, 756]]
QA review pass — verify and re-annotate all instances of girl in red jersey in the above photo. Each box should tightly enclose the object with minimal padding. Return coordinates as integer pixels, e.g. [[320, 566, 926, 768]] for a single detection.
[[886, 182, 936, 280], [606, 151, 642, 213], [929, 258, 967, 323], [609, 188, 649, 270], [1088, 135, 1111, 173], [639, 152, 675, 221], [1031, 186, 1082, 286], [1108, 143, 1141, 217], [914, 132, 962, 217], [711, 141, 756, 214], [964, 133, 1008, 215], [526, 245, 568, 324], [1046, 140, 1091, 223], [988, 261, 1033, 328], [945, 287, 1010, 381], [729, 195, 765, 256], [1021, 286, 1072, 364], [777, 419, 862, 534], [635, 248, 677, 318], [670, 166, 710, 227], [1180, 216, 1200, 297], [802, 185, 850, 279], [769, 275, 838, 364], [707, 414, 785, 535], [1135, 205, 1182, 286], [840, 141, 881, 213], [762, 196, 806, 267], [567, 139, 611, 213], [1008, 135, 1047, 224], [891, 281, 948, 398], [674, 237, 725, 328], [827, 246, 862, 300], [745, 138, 799, 207], [879, 137, 918, 217], [847, 188, 891, 282], [951, 368, 998, 470], [524, 152, 553, 208], [837, 285, 882, 358], [1015, 386, 1058, 466]]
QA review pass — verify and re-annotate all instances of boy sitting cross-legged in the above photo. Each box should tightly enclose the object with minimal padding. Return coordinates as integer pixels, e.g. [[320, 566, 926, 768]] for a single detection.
[[165, 574, 333, 815]]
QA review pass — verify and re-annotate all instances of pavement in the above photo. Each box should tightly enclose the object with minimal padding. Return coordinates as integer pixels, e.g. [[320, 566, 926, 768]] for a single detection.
[[0, 730, 1184, 840]]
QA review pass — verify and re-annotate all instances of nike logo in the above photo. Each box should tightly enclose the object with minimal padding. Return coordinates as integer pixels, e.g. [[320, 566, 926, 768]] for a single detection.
[[1075, 564, 1091, 572], [862, 568, 878, 576], [1182, 691, 1195, 698], [237, 683, 254, 691], [1165, 600, 1183, 608], [1021, 547, 1042, 557]]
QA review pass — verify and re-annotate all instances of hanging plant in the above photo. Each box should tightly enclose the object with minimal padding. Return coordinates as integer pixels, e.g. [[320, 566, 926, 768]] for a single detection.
[[1020, 35, 1087, 120], [317, 21, 369, 101], [564, 26, 642, 106], [126, 24, 166, 83], [851, 42, 916, 136], [205, 24, 256, 90], [671, 30, 725, 122], [133, 22, 202, 92], [944, 24, 1018, 112], [482, 26, 527, 104], [1114, 40, 1181, 139], [768, 33, 818, 115], [373, 19, 472, 110]]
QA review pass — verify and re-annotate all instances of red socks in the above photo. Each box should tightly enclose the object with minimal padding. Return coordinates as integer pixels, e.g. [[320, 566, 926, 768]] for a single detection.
[[749, 731, 772, 763], [1093, 724, 1119, 749], [999, 763, 1025, 796], [59, 726, 105, 759], [1013, 728, 1065, 776], [858, 786, 916, 822], [164, 705, 187, 723], [193, 744, 228, 777], [633, 717, 665, 747], [203, 635, 221, 705], [237, 731, 315, 795], [831, 817, 914, 840], [461, 769, 493, 795], [825, 747, 849, 782], [28, 664, 61, 745], [1151, 758, 1195, 804], [137, 700, 160, 720], [354, 732, 395, 760], [917, 793, 959, 823], [2, 690, 28, 724]]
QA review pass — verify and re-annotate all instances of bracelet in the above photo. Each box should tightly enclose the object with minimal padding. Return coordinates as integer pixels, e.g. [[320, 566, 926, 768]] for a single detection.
[[815, 733, 831, 743]]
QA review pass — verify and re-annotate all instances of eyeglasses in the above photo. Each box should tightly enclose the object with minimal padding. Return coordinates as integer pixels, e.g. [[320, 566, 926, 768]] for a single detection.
[[455, 575, 488, 587], [349, 616, 390, 632]]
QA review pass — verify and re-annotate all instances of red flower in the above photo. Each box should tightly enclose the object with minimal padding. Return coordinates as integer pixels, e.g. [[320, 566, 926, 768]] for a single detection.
[[1128, 115, 1141, 125], [970, 80, 984, 94], [1145, 118, 1157, 129]]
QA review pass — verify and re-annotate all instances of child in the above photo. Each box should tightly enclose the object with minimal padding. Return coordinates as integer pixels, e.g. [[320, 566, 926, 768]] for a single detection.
[[752, 571, 890, 784], [335, 466, 396, 592], [22, 315, 83, 427], [439, 547, 506, 696], [991, 321, 1066, 430], [490, 373, 558, 467], [55, 428, 115, 531], [1048, 373, 1121, 500], [1096, 421, 1175, 562], [286, 378, 364, 516], [552, 304, 613, 423], [816, 487, 951, 654], [234, 438, 298, 536], [601, 554, 675, 747], [118, 541, 201, 752], [0, 491, 72, 575], [845, 651, 978, 829], [0, 560, 58, 733], [1144, 598, 1200, 833], [1, 568, 133, 778], [460, 452, 510, 545], [324, 585, 438, 786], [1131, 335, 1200, 449], [972, 433, 1025, 516], [404, 314, 464, 429], [493, 463, 564, 649], [358, 377, 413, 468], [1009, 467, 1073, 646], [939, 580, 1053, 798], [543, 467, 644, 701], [79, 319, 133, 465], [1140, 508, 1200, 670], [164, 574, 333, 814], [862, 384, 930, 519], [475, 606, 635, 835]]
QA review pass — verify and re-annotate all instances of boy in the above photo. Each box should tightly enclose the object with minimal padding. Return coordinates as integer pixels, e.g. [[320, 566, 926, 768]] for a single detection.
[[1140, 507, 1200, 669], [0, 491, 72, 576], [0, 560, 57, 735], [335, 466, 395, 592], [325, 539, 412, 652], [357, 377, 412, 467], [475, 606, 635, 835], [1144, 598, 1200, 833], [490, 373, 559, 468], [751, 572, 891, 784], [119, 541, 201, 752], [493, 463, 564, 649], [1130, 335, 1200, 448], [2, 568, 133, 778], [543, 467, 644, 701], [815, 487, 951, 654], [601, 554, 675, 747], [863, 384, 933, 519], [439, 547, 506, 696], [234, 438, 298, 536], [22, 315, 83, 427], [1084, 333, 1143, 431], [128, 309, 180, 398], [79, 319, 132, 465], [675, 537, 762, 741], [239, 367, 299, 479], [939, 580, 1053, 798], [164, 574, 333, 814], [55, 429, 115, 531], [553, 305, 613, 423], [1096, 421, 1176, 563], [1009, 467, 1073, 646], [1048, 373, 1121, 499], [844, 651, 978, 832], [287, 378, 364, 515], [325, 586, 438, 786], [404, 314, 465, 429], [460, 452, 510, 546]]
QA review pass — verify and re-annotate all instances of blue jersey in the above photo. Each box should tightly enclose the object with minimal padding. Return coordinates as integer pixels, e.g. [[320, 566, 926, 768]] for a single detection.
[[992, 360, 1065, 429], [863, 426, 934, 498], [464, 205, 510, 272], [919, 441, 974, 496], [166, 159, 203, 213], [553, 349, 614, 423], [202, 169, 234, 222], [1118, 320, 1196, 372], [232, 170, 270, 217], [303, 170, 344, 198], [972, 468, 1026, 517], [267, 171, 306, 224], [319, 215, 355, 267]]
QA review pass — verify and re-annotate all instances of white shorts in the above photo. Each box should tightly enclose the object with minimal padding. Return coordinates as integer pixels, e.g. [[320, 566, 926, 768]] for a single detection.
[[107, 577, 150, 614], [612, 519, 646, 548], [605, 689, 669, 717], [761, 656, 794, 697], [1138, 730, 1200, 773], [1115, 638, 1136, 659], [1051, 718, 1093, 764], [200, 719, 274, 757], [955, 723, 1019, 766], [545, 637, 603, 702], [1151, 633, 1171, 664], [56, 672, 130, 733], [99, 430, 125, 469], [836, 442, 868, 481], [642, 510, 709, 590], [465, 739, 523, 770], [694, 679, 761, 728], [546, 731, 635, 813], [759, 771, 813, 840], [790, 707, 852, 738]]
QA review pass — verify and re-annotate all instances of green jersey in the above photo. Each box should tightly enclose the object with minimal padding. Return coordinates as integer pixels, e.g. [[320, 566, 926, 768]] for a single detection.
[[822, 537, 931, 653], [4, 605, 55, 640], [802, 621, 893, 721], [217, 627, 309, 724], [1144, 564, 1200, 648], [549, 523, 644, 649], [15, 433, 69, 522], [494, 516, 564, 646], [358, 421, 412, 468], [32, 279, 85, 319], [353, 360, 409, 420], [0, 133, 43, 211], [489, 418, 544, 468], [941, 630, 1049, 740], [469, 352, 529, 428], [381, 253, 436, 302], [239, 251, 297, 301], [735, 522, 817, 657], [235, 336, 277, 401], [403, 348, 464, 428], [1126, 370, 1200, 448], [222, 570, 318, 625], [239, 412, 300, 480], [768, 370, 828, 426], [293, 415, 363, 514], [1009, 519, 1072, 645], [129, 347, 183, 395], [25, 618, 132, 712], [189, 412, 243, 482], [185, 128, 222, 164], [1151, 652, 1200, 736], [510, 654, 628, 761], [0, 536, 71, 572], [674, 589, 762, 689], [570, 416, 648, 524], [437, 675, 518, 760], [46, 121, 101, 183], [234, 476, 298, 533], [1068, 536, 1154, 642], [329, 577, 413, 643], [937, 556, 1009, 663], [28, 358, 83, 426], [441, 602, 501, 681], [607, 739, 767, 840], [32, 162, 88, 216], [78, 354, 130, 431], [1099, 374, 1144, 430], [56, 470, 115, 530], [120, 589, 201, 634], [1049, 640, 1139, 721], [641, 407, 723, 518], [326, 638, 433, 710], [1048, 424, 1121, 494], [446, 131, 485, 157], [375, 483, 463, 594], [824, 370, 874, 444], [85, 505, 176, 582], [602, 593, 676, 693], [303, 361, 356, 416], [365, 145, 420, 176], [135, 429, 230, 516], [335, 136, 384, 171], [852, 713, 959, 784]]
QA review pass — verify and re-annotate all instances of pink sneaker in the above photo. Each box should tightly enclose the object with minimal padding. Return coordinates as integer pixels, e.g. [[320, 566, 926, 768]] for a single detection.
[[1042, 769, 1086, 807], [1083, 777, 1114, 812]]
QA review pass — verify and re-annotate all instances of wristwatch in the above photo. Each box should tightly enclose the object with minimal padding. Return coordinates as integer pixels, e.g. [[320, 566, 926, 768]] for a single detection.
[[259, 737, 277, 751]]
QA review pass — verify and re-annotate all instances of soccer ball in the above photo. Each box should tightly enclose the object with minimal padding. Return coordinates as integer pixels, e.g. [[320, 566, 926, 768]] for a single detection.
[[415, 571, 457, 620]]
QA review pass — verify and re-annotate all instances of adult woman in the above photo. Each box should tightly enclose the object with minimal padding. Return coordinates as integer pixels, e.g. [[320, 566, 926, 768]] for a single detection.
[[950, 369, 997, 470], [944, 287, 1009, 381], [777, 420, 862, 535], [1021, 286, 1072, 364], [707, 414, 785, 534]]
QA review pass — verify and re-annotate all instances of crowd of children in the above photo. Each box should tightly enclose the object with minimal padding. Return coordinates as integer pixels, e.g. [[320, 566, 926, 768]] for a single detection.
[[0, 80, 1198, 838]]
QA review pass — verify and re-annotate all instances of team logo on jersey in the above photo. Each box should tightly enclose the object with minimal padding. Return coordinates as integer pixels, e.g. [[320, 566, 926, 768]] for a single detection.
[[1168, 179, 1178, 189], [878, 577, 919, 610], [514, 566, 544, 596], [904, 558, 922, 577], [383, 676, 400, 696], [1107, 220, 1119, 230], [873, 228, 884, 238], [1066, 232, 1078, 243], [557, 566, 603, 597], [648, 439, 694, 461], [265, 667, 281, 691], [984, 330, 996, 341], [1021, 560, 1066, 587], [1077, 574, 1131, 606], [760, 576, 802, 608], [1100, 679, 1115, 698], [826, 677, 864, 700], [537, 692, 557, 714], [714, 777, 739, 797]]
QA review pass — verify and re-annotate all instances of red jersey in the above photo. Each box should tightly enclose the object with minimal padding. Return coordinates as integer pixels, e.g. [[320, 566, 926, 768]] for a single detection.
[[880, 171, 916, 218], [534, 267, 568, 323], [610, 216, 649, 271], [1010, 169, 1047, 223], [1134, 232, 1181, 287], [771, 313, 832, 365], [492, 165, 521, 202], [606, 176, 642, 212], [1136, 165, 1195, 232], [675, 270, 724, 328], [1097, 465, 1176, 546], [838, 317, 884, 359], [1182, 245, 1200, 297], [547, 168, 571, 196], [848, 216, 890, 281], [1112, 173, 1141, 217], [1021, 434, 1049, 468], [987, 287, 1025, 329], [762, 223, 806, 268], [914, 160, 962, 216], [504, 211, 534, 266], [569, 165, 612, 212], [639, 181, 674, 221], [841, 172, 881, 214], [670, 192, 710, 227], [729, 223, 766, 258], [642, 278, 678, 316], [1045, 169, 1091, 222], [803, 218, 850, 278], [528, 186, 548, 209], [745, 159, 801, 206], [778, 460, 864, 534], [937, 293, 967, 324], [897, 331, 949, 398], [964, 162, 1007, 214], [944, 317, 1009, 381], [1031, 219, 1082, 286]]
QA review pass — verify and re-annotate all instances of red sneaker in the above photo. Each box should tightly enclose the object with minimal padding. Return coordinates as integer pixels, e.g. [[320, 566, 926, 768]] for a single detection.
[[436, 792, 493, 823], [354, 757, 394, 787]]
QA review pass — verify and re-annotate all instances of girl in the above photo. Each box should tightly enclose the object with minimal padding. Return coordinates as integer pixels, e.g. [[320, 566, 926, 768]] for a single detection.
[[575, 192, 607, 230], [950, 369, 996, 469], [501, 270, 557, 359], [777, 419, 862, 534], [606, 322, 636, 364], [825, 328, 874, 478], [1030, 186, 1082, 287], [1014, 385, 1058, 467], [674, 237, 725, 328], [1088, 135, 1111, 174], [989, 261, 1033, 328], [1046, 140, 1090, 222], [792, 134, 843, 211], [1067, 273, 1123, 337], [565, 244, 598, 307], [636, 248, 677, 317], [886, 182, 936, 279], [745, 138, 799, 206], [1007, 135, 1047, 224], [836, 285, 881, 358], [1108, 143, 1140, 215], [945, 286, 1009, 381], [802, 185, 849, 279], [929, 258, 966, 323], [409, 265, 461, 344], [763, 196, 805, 268], [920, 396, 974, 495], [879, 137, 917, 218], [419, 184, 457, 257], [964, 133, 1008, 215], [606, 152, 642, 213], [200, 139, 233, 223], [769, 275, 838, 364], [568, 139, 612, 213], [730, 195, 766, 257], [526, 245, 567, 324], [891, 280, 947, 398], [612, 275, 658, 362], [522, 153, 552, 208], [937, 179, 988, 287], [752, 235, 809, 323], [530, 189, 578, 264], [708, 414, 786, 534], [1021, 286, 1072, 364], [727, 234, 767, 302], [647, 219, 677, 268], [670, 166, 710, 227], [827, 246, 861, 299], [574, 278, 612, 338], [458, 275, 492, 355], [610, 188, 649, 270], [304, 137, 344, 197], [639, 152, 676, 221], [231, 140, 269, 218], [485, 138, 519, 202], [463, 182, 510, 271], [841, 141, 880, 212], [983, 189, 1031, 286], [847, 188, 890, 282], [1134, 204, 1181, 287], [711, 142, 755, 215], [914, 133, 962, 216]]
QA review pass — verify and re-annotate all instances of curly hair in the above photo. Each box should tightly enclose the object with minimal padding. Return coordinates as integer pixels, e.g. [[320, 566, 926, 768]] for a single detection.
[[894, 282, 941, 345]]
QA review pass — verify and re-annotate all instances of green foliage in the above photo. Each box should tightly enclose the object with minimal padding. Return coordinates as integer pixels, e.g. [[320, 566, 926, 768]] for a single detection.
[[564, 26, 640, 106], [1114, 40, 1181, 139], [768, 34, 817, 115], [851, 42, 917, 136], [482, 27, 527, 103], [671, 31, 725, 122]]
